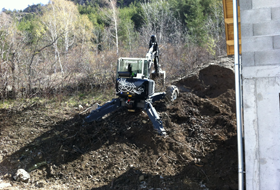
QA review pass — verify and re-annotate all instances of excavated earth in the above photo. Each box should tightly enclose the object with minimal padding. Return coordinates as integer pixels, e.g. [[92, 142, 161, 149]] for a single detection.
[[0, 56, 238, 189]]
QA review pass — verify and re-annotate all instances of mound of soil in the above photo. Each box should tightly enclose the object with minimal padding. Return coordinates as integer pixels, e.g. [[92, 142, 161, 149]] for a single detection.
[[0, 57, 237, 189], [173, 57, 235, 99]]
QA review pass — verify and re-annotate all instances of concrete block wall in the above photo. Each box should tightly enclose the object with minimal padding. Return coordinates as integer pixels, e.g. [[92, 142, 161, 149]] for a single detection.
[[240, 0, 280, 189]]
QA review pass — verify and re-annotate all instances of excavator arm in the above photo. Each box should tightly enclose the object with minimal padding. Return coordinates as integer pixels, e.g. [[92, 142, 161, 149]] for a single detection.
[[145, 101, 166, 136], [146, 35, 165, 84], [146, 35, 159, 74]]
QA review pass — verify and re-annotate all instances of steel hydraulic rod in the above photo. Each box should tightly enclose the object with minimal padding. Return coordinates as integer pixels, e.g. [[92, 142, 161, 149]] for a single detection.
[[232, 0, 244, 189]]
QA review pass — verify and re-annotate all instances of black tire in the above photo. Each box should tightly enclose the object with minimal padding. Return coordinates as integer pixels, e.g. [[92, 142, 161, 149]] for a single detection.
[[166, 85, 179, 102]]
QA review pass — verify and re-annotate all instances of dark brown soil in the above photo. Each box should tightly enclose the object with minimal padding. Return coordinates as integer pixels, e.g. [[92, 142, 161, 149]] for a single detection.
[[0, 57, 237, 190]]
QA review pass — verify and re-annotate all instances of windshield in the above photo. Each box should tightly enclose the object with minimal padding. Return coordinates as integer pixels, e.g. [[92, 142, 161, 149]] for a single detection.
[[118, 59, 143, 74]]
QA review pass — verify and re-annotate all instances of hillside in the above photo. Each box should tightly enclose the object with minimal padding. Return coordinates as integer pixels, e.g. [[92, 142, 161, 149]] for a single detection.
[[0, 0, 225, 103], [70, 0, 143, 7], [0, 56, 238, 190]]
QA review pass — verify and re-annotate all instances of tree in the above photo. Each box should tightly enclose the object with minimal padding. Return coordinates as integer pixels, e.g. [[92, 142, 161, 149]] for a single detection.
[[75, 14, 94, 71], [140, 0, 183, 45], [107, 0, 119, 55], [42, 0, 79, 73], [184, 0, 206, 45], [0, 13, 18, 97], [169, 0, 209, 45], [119, 6, 139, 52], [0, 13, 12, 97], [204, 0, 225, 56]]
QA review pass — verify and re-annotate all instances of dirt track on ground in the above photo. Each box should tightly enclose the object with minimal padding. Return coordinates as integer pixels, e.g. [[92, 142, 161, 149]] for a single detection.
[[0, 56, 238, 190]]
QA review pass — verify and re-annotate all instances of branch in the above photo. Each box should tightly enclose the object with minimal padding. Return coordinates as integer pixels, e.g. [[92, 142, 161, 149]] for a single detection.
[[29, 35, 61, 67], [38, 35, 61, 53]]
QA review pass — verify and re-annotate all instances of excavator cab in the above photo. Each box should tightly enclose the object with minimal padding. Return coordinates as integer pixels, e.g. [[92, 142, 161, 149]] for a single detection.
[[117, 58, 150, 79], [116, 57, 155, 102]]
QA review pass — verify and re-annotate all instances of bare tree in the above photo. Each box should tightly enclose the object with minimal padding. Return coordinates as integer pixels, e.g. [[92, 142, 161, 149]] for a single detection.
[[75, 14, 94, 72], [105, 0, 119, 56], [140, 0, 184, 45], [0, 12, 11, 98], [204, 0, 225, 56], [42, 0, 79, 73], [25, 34, 60, 94], [0, 15, 26, 98]]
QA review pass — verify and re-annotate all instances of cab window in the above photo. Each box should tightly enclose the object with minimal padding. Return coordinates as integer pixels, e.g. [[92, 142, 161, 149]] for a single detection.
[[119, 59, 143, 74]]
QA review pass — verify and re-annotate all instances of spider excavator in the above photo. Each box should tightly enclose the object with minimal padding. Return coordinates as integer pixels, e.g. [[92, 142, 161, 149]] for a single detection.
[[85, 35, 179, 135]]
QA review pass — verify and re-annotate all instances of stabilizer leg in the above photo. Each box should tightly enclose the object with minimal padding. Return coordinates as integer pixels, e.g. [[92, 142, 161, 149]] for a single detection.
[[85, 98, 121, 123], [145, 102, 166, 136], [149, 92, 165, 103]]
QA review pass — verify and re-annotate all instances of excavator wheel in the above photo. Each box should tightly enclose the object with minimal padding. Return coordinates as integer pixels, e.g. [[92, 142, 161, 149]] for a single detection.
[[166, 85, 179, 102]]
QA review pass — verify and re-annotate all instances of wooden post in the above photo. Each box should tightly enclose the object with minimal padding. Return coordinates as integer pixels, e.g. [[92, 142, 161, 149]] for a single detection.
[[222, 0, 242, 55]]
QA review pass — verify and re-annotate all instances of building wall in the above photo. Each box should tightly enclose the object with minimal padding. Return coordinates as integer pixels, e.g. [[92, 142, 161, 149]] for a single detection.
[[240, 0, 280, 189]]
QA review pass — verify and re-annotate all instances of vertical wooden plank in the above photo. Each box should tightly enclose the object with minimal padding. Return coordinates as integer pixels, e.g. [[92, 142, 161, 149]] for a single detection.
[[223, 0, 241, 55]]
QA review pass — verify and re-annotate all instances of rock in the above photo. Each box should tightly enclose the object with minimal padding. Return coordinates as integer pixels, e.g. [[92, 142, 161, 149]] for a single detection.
[[35, 180, 46, 188], [3, 174, 11, 179], [37, 152, 42, 158], [139, 175, 144, 181], [79, 105, 83, 110], [90, 103, 99, 112], [139, 181, 147, 189], [9, 159, 18, 164], [50, 165, 55, 175], [13, 169, 30, 183], [142, 120, 147, 124], [0, 180, 12, 189]]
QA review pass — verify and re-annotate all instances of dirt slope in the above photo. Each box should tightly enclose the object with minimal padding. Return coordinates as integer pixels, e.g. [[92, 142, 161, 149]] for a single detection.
[[0, 56, 237, 189]]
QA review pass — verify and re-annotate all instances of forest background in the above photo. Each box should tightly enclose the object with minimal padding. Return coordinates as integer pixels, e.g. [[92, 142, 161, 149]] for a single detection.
[[0, 0, 225, 101]]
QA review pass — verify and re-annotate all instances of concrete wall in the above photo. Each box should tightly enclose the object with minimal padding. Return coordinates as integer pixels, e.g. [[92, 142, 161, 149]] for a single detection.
[[240, 0, 280, 189]]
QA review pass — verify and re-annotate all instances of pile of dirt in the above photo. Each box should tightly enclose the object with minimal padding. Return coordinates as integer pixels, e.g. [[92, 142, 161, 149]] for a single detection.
[[0, 56, 237, 189]]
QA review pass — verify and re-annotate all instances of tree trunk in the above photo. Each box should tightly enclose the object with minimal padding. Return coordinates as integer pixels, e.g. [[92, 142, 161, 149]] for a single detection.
[[110, 0, 119, 56]]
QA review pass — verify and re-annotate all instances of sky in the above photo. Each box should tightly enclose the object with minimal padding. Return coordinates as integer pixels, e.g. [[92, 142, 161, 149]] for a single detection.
[[1, 0, 49, 11]]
